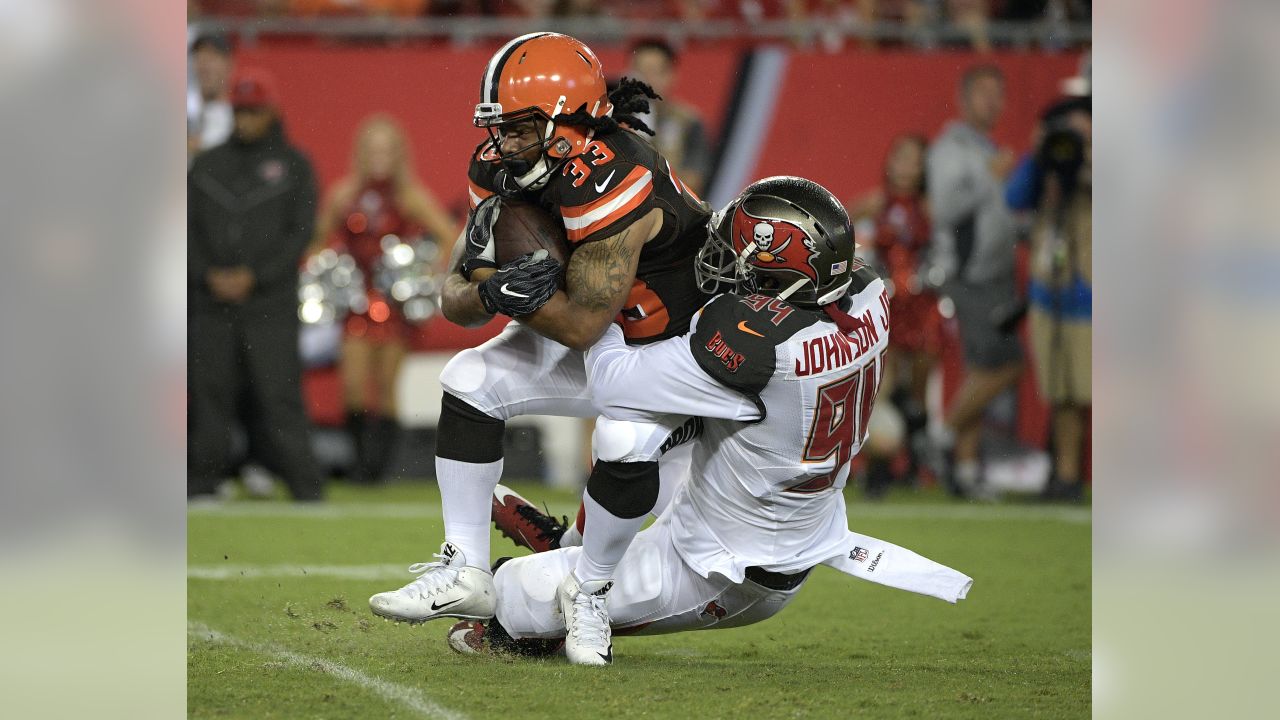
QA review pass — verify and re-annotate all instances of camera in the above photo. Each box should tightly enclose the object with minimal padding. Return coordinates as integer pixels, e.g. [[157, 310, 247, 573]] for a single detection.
[[1035, 96, 1090, 198]]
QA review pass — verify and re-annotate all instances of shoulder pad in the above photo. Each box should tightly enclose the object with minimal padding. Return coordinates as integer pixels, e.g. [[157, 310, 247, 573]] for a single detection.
[[689, 293, 818, 401], [550, 142, 654, 244], [468, 142, 502, 190]]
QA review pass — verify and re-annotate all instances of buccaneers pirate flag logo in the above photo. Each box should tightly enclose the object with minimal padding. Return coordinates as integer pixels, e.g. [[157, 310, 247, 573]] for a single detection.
[[731, 206, 819, 284]]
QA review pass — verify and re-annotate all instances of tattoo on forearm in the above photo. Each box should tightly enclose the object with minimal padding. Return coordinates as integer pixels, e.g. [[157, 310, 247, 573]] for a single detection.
[[566, 230, 636, 313]]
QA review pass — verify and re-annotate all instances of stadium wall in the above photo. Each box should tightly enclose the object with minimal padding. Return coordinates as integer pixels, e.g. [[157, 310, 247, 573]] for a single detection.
[[249, 44, 1083, 470], [237, 44, 1081, 214]]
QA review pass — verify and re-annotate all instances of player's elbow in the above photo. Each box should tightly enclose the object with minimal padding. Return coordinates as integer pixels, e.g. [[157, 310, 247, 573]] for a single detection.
[[557, 317, 611, 353], [560, 331, 600, 353]]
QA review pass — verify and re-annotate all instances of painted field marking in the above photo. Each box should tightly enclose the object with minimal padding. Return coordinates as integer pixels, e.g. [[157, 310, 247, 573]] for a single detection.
[[188, 564, 410, 581], [187, 621, 467, 720], [187, 502, 443, 519]]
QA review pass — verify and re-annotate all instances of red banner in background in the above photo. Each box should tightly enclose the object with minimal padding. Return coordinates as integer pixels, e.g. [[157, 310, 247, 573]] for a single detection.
[[236, 44, 741, 216], [240, 43, 1080, 211], [246, 42, 1083, 453], [756, 50, 1081, 202]]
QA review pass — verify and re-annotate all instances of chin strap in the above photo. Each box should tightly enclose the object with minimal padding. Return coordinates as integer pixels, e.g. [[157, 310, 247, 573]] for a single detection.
[[513, 155, 552, 189], [775, 278, 809, 302]]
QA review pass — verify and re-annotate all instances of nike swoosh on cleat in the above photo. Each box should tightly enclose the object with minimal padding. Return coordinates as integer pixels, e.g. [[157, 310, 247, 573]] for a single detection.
[[500, 283, 530, 298], [431, 598, 463, 611], [737, 320, 765, 337], [593, 169, 616, 193], [598, 646, 613, 663]]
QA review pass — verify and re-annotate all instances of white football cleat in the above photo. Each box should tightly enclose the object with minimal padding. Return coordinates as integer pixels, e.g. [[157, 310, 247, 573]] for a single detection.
[[368, 542, 496, 624], [557, 571, 614, 666]]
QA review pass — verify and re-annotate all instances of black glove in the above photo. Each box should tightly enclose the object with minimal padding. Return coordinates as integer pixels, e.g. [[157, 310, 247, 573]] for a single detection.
[[477, 250, 562, 317], [460, 195, 501, 280]]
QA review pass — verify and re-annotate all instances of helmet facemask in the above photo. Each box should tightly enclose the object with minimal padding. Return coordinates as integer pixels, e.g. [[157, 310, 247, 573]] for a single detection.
[[695, 206, 759, 297], [475, 96, 587, 195]]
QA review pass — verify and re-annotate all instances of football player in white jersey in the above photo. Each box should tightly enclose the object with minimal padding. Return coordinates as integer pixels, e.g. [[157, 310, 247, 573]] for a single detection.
[[448, 177, 971, 660]]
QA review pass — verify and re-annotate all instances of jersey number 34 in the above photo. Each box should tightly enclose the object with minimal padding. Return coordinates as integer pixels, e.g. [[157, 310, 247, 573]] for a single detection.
[[788, 353, 884, 494]]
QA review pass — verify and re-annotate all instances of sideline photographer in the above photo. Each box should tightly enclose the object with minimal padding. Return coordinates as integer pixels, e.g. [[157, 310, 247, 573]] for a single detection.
[[1022, 96, 1093, 501]]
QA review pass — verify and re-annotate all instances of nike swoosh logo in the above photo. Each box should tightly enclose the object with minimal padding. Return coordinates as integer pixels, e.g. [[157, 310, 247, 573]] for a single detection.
[[737, 320, 765, 337], [598, 646, 613, 663], [431, 598, 462, 611], [593, 169, 616, 193], [500, 283, 530, 298]]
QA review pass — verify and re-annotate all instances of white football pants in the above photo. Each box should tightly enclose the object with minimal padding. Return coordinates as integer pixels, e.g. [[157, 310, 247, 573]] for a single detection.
[[493, 512, 806, 639]]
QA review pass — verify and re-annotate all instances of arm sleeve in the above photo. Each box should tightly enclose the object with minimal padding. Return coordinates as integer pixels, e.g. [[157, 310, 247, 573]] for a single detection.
[[586, 324, 762, 423], [927, 140, 995, 229], [254, 155, 318, 290]]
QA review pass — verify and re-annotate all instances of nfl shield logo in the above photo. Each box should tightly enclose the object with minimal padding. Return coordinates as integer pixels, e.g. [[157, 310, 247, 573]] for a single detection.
[[851, 547, 869, 563]]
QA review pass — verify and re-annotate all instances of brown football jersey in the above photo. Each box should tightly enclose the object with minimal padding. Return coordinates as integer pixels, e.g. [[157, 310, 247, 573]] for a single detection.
[[467, 129, 712, 344]]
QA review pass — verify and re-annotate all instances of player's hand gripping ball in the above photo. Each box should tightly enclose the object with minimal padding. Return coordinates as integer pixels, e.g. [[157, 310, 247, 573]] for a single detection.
[[462, 196, 570, 280], [478, 250, 562, 317], [460, 196, 501, 280]]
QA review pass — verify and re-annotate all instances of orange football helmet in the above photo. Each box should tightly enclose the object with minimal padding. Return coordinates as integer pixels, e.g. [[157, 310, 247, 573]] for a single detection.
[[474, 33, 613, 188]]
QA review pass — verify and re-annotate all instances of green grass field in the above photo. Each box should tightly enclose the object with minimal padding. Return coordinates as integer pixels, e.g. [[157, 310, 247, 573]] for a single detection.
[[188, 482, 1090, 719]]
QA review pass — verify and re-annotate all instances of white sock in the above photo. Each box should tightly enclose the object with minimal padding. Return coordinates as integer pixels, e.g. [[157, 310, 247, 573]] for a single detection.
[[559, 491, 587, 548], [573, 491, 645, 582], [436, 456, 502, 570], [560, 524, 583, 548]]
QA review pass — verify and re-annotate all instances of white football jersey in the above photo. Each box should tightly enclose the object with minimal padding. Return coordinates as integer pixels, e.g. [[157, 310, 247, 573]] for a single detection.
[[586, 267, 890, 583]]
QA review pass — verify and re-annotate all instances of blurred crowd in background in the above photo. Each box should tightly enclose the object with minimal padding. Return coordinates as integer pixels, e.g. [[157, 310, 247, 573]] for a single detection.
[[187, 9, 1090, 503], [189, 0, 1090, 52], [192, 0, 1091, 24]]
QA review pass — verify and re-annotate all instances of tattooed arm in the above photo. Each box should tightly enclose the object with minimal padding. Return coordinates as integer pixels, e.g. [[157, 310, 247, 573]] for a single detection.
[[521, 207, 661, 351], [439, 228, 496, 328]]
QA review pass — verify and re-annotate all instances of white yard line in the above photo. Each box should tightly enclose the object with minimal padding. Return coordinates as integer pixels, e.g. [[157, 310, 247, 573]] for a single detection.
[[187, 621, 467, 720], [188, 564, 411, 580], [187, 502, 443, 519], [190, 500, 1090, 524]]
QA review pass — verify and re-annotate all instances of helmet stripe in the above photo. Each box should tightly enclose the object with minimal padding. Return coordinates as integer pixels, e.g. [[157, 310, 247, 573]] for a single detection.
[[482, 32, 551, 105]]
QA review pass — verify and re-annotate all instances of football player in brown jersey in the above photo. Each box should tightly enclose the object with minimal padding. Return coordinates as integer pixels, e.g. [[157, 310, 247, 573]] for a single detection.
[[369, 33, 714, 666]]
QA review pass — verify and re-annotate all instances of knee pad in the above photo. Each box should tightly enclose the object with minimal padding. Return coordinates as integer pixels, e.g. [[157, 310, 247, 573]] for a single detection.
[[436, 393, 504, 463], [440, 348, 509, 420], [592, 418, 669, 464], [439, 347, 490, 405], [586, 460, 659, 520]]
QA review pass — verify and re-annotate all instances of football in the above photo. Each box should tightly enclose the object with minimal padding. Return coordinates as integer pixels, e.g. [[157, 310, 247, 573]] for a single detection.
[[491, 197, 572, 268]]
